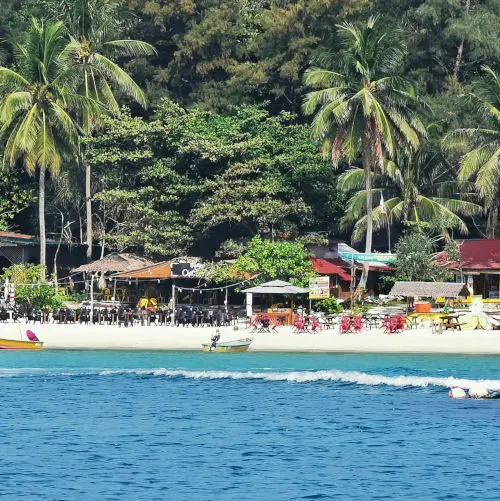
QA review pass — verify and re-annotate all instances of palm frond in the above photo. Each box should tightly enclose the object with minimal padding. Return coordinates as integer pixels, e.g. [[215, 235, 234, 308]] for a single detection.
[[104, 40, 157, 58], [92, 53, 147, 107]]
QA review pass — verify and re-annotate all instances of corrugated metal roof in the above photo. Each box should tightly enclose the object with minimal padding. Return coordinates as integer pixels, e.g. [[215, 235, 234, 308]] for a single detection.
[[459, 239, 500, 270], [310, 257, 352, 281], [112, 261, 172, 279]]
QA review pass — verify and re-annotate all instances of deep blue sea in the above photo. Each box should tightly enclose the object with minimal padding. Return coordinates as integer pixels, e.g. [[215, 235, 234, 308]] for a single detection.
[[2, 350, 500, 500]]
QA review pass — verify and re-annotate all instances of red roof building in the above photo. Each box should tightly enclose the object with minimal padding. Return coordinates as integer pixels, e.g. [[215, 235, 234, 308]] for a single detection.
[[447, 239, 500, 300], [457, 239, 500, 271], [310, 257, 351, 281]]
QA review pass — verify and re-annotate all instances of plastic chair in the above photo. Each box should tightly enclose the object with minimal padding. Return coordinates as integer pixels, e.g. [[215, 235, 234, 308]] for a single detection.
[[310, 316, 323, 333], [293, 316, 306, 333], [352, 315, 363, 333], [339, 316, 352, 334]]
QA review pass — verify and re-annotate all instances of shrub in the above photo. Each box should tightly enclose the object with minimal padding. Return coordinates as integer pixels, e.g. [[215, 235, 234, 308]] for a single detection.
[[1, 264, 64, 310], [313, 297, 343, 314]]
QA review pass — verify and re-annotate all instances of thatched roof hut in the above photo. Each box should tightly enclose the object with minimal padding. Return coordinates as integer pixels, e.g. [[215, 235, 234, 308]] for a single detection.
[[390, 281, 470, 298], [73, 253, 154, 274]]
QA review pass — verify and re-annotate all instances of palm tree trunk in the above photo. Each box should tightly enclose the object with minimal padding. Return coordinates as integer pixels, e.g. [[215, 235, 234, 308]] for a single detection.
[[86, 162, 92, 262], [487, 204, 498, 238], [39, 165, 46, 272], [360, 132, 373, 288], [453, 0, 471, 80]]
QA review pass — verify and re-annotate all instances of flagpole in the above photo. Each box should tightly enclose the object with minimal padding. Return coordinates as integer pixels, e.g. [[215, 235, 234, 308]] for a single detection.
[[387, 212, 391, 253]]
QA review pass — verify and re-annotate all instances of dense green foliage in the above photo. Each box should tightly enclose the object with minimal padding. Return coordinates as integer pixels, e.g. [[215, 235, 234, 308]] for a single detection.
[[85, 101, 341, 258], [1, 264, 64, 309], [232, 236, 316, 287], [0, 0, 499, 271], [394, 230, 454, 281]]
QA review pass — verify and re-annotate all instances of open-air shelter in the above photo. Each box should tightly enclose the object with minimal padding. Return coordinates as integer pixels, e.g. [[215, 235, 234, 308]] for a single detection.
[[390, 281, 470, 311], [72, 253, 154, 301], [241, 279, 309, 325]]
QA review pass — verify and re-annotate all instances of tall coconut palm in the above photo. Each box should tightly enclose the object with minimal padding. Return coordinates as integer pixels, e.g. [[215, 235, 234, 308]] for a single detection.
[[449, 66, 500, 237], [337, 148, 481, 244], [61, 0, 156, 260], [0, 19, 100, 269], [303, 16, 425, 285]]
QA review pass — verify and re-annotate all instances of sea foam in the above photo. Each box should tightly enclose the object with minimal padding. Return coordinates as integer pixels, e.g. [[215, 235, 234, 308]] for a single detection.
[[2, 366, 499, 390], [98, 368, 500, 390]]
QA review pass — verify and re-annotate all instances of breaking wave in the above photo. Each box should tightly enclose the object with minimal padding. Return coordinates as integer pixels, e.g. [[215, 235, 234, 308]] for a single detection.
[[2, 367, 499, 390], [99, 368, 500, 390]]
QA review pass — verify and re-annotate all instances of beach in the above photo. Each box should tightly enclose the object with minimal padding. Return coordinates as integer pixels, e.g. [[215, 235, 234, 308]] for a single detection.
[[2, 322, 500, 354]]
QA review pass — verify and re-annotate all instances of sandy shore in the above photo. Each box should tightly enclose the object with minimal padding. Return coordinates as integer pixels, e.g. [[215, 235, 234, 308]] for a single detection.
[[1, 321, 500, 354]]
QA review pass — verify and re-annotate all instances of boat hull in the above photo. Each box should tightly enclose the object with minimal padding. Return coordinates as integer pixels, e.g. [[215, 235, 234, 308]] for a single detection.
[[0, 338, 44, 350], [202, 338, 252, 353]]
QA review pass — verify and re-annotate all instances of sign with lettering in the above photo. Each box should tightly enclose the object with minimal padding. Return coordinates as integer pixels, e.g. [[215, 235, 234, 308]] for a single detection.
[[170, 262, 203, 278], [338, 251, 396, 264], [309, 276, 330, 300]]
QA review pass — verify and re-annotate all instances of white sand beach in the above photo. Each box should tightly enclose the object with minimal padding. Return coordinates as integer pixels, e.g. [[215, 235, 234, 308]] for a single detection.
[[1, 322, 500, 354]]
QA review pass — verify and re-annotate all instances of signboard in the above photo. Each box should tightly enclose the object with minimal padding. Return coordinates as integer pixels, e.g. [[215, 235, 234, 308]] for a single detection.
[[338, 251, 396, 264], [170, 262, 203, 278], [309, 276, 330, 300], [246, 293, 253, 317]]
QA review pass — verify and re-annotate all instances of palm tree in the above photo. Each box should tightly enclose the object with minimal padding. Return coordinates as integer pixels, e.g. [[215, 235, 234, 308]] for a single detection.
[[449, 66, 500, 237], [0, 19, 100, 268], [337, 149, 481, 244], [303, 16, 425, 285], [61, 0, 156, 260]]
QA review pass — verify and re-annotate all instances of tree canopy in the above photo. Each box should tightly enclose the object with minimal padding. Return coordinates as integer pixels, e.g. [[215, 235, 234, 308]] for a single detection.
[[0, 1, 499, 269]]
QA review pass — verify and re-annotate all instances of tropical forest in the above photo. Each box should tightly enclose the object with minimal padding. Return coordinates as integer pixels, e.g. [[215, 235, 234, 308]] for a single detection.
[[0, 0, 499, 275]]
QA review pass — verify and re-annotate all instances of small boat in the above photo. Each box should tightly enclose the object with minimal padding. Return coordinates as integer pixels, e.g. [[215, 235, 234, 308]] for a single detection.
[[202, 337, 253, 353], [0, 330, 44, 350]]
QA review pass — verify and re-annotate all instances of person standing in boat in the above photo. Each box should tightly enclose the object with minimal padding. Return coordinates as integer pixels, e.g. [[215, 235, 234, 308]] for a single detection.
[[210, 330, 221, 351]]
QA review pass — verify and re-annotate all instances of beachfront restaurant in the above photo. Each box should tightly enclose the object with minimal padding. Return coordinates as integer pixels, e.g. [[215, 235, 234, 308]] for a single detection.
[[447, 239, 500, 302]]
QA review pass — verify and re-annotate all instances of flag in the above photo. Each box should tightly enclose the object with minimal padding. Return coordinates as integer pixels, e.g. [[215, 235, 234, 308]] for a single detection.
[[379, 193, 387, 214]]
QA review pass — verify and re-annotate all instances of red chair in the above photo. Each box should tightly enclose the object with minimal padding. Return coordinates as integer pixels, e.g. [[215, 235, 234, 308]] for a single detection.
[[268, 316, 281, 332], [310, 316, 322, 333], [352, 315, 363, 332], [293, 316, 306, 333], [385, 316, 402, 334], [339, 316, 351, 334], [381, 315, 391, 331]]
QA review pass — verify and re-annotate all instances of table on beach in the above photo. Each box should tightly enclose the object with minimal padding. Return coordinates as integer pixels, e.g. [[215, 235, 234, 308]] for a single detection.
[[440, 314, 462, 330]]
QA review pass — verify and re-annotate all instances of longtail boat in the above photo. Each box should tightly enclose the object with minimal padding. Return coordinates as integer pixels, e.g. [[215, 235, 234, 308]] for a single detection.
[[0, 338, 44, 350], [0, 330, 44, 350], [202, 337, 252, 353]]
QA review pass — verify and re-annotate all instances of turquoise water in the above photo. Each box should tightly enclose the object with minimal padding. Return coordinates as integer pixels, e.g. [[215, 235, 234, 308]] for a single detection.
[[2, 351, 500, 500]]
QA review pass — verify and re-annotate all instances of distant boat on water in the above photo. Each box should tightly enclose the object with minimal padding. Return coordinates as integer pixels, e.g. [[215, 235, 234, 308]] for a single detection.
[[0, 330, 44, 350], [202, 336, 252, 353]]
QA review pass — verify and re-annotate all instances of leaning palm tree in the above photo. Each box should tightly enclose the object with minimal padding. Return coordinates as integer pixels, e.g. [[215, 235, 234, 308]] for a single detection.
[[0, 19, 101, 268], [303, 16, 426, 285], [61, 0, 156, 260], [447, 66, 500, 237], [338, 148, 481, 244]]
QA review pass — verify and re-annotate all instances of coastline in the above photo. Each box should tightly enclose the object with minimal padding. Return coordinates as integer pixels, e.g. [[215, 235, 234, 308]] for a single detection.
[[2, 322, 500, 354]]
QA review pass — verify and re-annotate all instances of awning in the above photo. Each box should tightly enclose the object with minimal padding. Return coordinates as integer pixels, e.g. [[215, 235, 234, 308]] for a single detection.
[[310, 258, 351, 281], [241, 280, 308, 294]]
